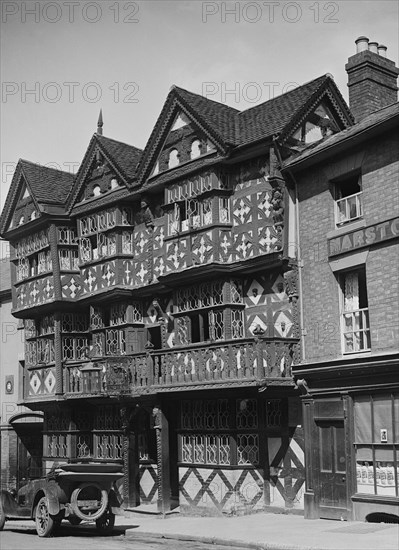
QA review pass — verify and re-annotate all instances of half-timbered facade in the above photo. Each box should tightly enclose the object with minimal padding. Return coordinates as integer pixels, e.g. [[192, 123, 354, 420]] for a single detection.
[[1, 74, 354, 516]]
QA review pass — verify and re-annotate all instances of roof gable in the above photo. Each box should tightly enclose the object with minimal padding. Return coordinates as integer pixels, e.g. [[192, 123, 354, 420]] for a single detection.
[[67, 134, 142, 212], [148, 109, 219, 179], [135, 86, 239, 185], [0, 160, 74, 235], [237, 75, 353, 147]]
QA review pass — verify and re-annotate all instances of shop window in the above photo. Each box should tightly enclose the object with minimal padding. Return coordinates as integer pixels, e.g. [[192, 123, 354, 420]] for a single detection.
[[335, 175, 363, 226], [340, 268, 370, 353], [354, 394, 399, 497]]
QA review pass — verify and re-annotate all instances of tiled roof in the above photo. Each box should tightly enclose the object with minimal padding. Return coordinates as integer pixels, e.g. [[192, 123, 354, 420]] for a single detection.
[[20, 160, 74, 205], [173, 86, 239, 145], [237, 75, 332, 145], [171, 75, 349, 149], [136, 75, 346, 185], [284, 101, 399, 168], [96, 134, 142, 181]]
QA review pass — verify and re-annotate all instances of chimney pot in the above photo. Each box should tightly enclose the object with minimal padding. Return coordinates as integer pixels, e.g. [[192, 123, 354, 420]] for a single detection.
[[355, 36, 369, 53], [378, 44, 387, 57], [368, 41, 378, 54]]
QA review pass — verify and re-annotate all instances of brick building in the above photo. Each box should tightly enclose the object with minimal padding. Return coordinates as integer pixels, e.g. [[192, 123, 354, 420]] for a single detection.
[[282, 37, 399, 521], [0, 37, 397, 521]]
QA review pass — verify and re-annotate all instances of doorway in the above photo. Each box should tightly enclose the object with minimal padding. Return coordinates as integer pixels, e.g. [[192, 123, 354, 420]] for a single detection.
[[317, 421, 348, 520]]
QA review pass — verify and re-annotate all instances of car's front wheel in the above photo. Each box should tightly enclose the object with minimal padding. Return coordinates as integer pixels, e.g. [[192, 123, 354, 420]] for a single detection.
[[35, 497, 55, 537], [95, 510, 115, 535]]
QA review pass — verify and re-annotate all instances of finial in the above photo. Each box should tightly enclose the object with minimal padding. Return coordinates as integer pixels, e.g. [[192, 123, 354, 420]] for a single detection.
[[97, 109, 103, 135]]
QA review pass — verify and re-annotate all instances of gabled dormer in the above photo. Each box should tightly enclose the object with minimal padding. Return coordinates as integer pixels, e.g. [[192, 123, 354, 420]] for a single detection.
[[0, 160, 74, 236], [67, 132, 142, 212], [277, 74, 354, 152], [149, 110, 219, 178], [136, 85, 238, 186]]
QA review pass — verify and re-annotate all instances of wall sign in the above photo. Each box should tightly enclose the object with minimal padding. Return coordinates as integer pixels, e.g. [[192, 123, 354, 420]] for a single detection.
[[329, 217, 399, 257], [5, 375, 14, 394]]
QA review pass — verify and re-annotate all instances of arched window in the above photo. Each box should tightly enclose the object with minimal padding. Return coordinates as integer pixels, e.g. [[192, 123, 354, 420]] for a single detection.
[[190, 140, 202, 160], [168, 149, 179, 169]]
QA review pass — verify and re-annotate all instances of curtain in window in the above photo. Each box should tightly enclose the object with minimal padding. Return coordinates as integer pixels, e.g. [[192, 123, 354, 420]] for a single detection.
[[344, 272, 359, 311]]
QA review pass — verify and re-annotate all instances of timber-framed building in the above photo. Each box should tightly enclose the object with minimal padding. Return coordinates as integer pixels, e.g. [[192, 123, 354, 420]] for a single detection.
[[1, 38, 397, 520]]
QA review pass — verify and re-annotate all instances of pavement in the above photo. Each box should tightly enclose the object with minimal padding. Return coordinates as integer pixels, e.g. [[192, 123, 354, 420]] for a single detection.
[[2, 509, 399, 550]]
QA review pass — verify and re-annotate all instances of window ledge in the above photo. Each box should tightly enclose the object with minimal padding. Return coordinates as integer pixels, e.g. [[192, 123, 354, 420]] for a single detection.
[[327, 219, 366, 239], [164, 222, 232, 242], [342, 350, 371, 358], [352, 493, 399, 503]]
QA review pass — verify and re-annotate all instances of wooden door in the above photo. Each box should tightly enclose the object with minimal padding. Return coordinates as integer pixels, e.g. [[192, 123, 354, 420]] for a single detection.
[[317, 421, 348, 520]]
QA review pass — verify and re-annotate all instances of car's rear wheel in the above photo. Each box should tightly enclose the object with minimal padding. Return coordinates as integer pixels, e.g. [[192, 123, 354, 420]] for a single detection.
[[35, 497, 55, 537], [95, 510, 115, 535], [0, 501, 6, 531]]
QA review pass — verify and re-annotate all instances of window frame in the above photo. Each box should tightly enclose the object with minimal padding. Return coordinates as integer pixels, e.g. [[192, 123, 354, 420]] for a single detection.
[[334, 174, 363, 227], [339, 267, 370, 355]]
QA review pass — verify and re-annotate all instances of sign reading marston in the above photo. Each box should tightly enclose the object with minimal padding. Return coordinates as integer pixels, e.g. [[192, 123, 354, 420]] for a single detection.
[[329, 217, 399, 256]]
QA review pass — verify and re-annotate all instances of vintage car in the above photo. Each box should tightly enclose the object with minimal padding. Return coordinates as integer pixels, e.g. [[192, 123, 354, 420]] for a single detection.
[[0, 462, 124, 537]]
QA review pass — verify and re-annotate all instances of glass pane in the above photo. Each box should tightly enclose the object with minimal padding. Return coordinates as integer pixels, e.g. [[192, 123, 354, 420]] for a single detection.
[[344, 313, 353, 330], [353, 311, 361, 330], [373, 396, 392, 443], [376, 458, 396, 496], [337, 200, 346, 223], [394, 396, 399, 443], [344, 333, 353, 353], [354, 397, 372, 443], [347, 196, 357, 219]]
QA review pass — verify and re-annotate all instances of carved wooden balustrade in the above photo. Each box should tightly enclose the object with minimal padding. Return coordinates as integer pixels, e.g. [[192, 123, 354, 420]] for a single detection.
[[64, 337, 298, 396]]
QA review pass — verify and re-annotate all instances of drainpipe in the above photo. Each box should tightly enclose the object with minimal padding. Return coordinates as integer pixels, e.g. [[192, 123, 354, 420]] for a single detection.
[[272, 136, 306, 363]]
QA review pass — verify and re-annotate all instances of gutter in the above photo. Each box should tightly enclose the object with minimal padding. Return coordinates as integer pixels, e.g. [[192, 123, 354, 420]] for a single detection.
[[273, 136, 306, 363]]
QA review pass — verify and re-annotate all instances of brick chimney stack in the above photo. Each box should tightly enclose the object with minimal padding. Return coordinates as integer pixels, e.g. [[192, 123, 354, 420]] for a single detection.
[[346, 36, 399, 122]]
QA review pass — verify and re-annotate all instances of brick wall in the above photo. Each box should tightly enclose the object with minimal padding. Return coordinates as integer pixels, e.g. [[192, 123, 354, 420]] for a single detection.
[[346, 50, 399, 121], [297, 131, 399, 362]]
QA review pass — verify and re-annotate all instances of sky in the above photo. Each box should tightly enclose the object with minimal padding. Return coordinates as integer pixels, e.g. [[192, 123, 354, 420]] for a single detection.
[[1, 0, 398, 217]]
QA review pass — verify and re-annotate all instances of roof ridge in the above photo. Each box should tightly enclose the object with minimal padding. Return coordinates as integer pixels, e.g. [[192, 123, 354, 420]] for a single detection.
[[19, 159, 74, 177], [238, 74, 329, 116], [173, 85, 241, 113]]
